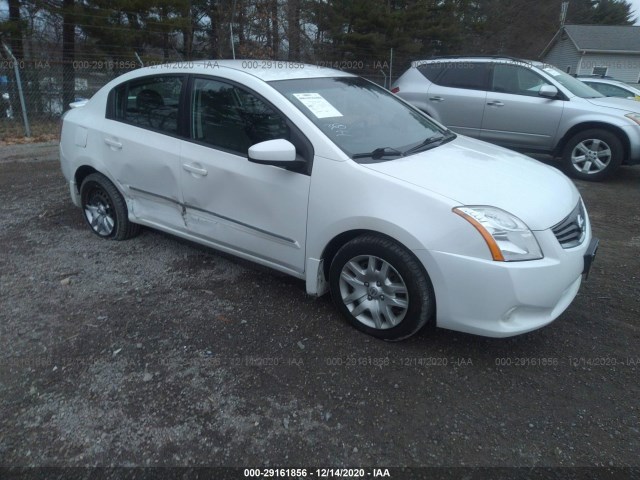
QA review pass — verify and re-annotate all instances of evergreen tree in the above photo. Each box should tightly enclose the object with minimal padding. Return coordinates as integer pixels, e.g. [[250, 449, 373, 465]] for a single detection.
[[566, 0, 634, 24]]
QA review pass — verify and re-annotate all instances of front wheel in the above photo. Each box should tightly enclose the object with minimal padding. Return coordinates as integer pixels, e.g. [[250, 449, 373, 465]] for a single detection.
[[329, 234, 435, 341], [562, 129, 623, 181], [80, 173, 140, 240]]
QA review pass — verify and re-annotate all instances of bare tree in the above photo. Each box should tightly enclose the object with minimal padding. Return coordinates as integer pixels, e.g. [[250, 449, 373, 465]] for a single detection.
[[181, 0, 194, 59], [62, 0, 75, 112], [2, 0, 25, 118], [6, 0, 24, 58], [287, 0, 300, 60], [271, 0, 279, 57]]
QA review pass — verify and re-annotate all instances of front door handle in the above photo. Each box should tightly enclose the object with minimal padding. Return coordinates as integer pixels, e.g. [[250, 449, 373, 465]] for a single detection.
[[104, 138, 122, 150], [429, 96, 444, 102], [487, 100, 504, 107], [182, 163, 208, 177]]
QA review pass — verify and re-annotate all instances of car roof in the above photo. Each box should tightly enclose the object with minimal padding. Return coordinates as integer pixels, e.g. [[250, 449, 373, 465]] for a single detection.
[[576, 75, 615, 79], [131, 60, 355, 82]]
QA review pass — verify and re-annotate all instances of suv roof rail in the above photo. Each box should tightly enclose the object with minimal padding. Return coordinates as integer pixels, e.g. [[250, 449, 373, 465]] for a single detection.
[[411, 55, 538, 68], [426, 55, 529, 62]]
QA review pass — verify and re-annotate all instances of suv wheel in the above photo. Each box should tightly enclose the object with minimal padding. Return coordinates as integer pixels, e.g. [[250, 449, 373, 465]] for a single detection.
[[562, 129, 623, 181]]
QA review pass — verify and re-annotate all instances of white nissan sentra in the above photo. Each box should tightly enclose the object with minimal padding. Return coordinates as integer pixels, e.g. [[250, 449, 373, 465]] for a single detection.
[[59, 60, 599, 341]]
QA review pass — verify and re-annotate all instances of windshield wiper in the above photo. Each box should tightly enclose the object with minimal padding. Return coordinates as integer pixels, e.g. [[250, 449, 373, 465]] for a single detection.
[[351, 132, 456, 161], [402, 131, 456, 157], [352, 146, 403, 160]]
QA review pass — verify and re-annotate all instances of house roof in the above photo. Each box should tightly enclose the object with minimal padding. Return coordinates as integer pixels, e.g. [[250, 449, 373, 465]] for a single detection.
[[541, 24, 640, 57]]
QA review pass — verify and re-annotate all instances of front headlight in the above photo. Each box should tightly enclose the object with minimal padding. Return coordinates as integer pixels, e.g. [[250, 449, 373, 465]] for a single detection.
[[453, 206, 543, 262], [625, 113, 640, 126]]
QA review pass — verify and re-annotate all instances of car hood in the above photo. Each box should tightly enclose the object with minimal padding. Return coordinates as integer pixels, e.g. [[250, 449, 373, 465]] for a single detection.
[[363, 136, 579, 230], [585, 96, 640, 112]]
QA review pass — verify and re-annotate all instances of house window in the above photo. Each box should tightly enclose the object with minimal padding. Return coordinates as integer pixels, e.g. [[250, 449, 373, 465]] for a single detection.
[[566, 66, 571, 74], [592, 66, 608, 77]]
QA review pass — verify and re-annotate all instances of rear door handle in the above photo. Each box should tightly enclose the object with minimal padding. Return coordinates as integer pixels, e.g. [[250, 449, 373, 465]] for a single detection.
[[429, 96, 444, 102], [487, 101, 504, 107], [104, 138, 122, 150], [182, 163, 208, 177]]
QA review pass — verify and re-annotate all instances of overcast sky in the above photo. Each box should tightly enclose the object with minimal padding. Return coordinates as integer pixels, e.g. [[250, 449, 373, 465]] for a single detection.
[[627, 0, 640, 24]]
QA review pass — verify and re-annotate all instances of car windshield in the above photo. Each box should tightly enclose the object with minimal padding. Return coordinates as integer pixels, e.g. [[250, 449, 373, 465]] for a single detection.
[[541, 66, 604, 98], [270, 77, 448, 161]]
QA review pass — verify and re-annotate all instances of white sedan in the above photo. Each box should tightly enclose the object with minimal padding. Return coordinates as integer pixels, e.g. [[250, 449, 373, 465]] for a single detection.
[[59, 60, 598, 340], [579, 77, 640, 100]]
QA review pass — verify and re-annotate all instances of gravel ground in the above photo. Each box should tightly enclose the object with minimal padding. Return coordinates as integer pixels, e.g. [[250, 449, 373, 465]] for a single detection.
[[1, 145, 639, 476]]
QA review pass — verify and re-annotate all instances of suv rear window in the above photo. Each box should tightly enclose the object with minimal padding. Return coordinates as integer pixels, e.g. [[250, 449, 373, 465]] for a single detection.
[[419, 62, 490, 90]]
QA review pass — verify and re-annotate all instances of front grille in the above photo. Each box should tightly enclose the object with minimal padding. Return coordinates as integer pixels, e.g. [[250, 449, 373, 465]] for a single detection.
[[552, 201, 587, 249]]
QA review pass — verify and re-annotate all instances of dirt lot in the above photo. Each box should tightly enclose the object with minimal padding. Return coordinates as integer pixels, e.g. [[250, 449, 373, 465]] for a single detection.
[[1, 144, 639, 476]]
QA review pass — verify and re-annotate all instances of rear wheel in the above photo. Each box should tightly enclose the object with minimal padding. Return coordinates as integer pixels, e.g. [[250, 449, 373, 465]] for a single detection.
[[329, 234, 434, 341], [80, 173, 140, 240], [562, 129, 623, 181]]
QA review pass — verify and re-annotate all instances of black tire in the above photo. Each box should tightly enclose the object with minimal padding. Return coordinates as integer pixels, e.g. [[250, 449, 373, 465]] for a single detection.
[[80, 173, 140, 240], [329, 234, 435, 341], [562, 129, 623, 181]]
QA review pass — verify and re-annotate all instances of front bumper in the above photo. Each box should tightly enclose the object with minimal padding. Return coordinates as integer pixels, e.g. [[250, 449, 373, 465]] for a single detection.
[[414, 228, 595, 337], [582, 237, 599, 278]]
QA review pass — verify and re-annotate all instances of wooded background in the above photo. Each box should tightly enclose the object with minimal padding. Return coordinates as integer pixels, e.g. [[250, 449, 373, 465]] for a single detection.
[[0, 0, 635, 138]]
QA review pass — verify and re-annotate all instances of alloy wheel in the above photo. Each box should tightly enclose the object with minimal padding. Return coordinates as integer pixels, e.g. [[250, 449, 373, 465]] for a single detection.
[[338, 255, 409, 330]]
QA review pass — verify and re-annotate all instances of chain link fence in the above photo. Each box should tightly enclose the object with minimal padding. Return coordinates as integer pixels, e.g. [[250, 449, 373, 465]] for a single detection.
[[1, 58, 125, 141], [0, 48, 410, 142]]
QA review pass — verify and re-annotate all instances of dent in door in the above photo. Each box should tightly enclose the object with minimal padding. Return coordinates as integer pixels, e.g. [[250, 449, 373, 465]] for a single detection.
[[180, 151, 309, 273], [103, 128, 184, 229]]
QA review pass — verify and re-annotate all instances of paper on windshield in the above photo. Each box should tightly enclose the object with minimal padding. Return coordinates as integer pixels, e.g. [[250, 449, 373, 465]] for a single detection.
[[293, 93, 343, 118]]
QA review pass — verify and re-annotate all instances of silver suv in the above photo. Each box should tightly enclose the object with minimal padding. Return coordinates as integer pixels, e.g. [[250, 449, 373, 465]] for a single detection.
[[392, 57, 640, 181]]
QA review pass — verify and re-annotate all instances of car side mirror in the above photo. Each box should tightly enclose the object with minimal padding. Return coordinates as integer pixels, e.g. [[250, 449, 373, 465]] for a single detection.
[[539, 85, 558, 99], [248, 139, 301, 167]]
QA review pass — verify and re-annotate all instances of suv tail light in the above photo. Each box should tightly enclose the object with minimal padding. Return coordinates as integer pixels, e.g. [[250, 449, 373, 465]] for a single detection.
[[391, 87, 400, 94]]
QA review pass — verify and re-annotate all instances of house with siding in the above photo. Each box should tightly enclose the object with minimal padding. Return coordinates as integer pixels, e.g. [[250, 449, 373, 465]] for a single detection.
[[541, 24, 640, 83]]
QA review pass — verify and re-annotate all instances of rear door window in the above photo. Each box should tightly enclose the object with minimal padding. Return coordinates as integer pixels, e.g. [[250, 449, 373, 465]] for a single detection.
[[110, 75, 184, 134]]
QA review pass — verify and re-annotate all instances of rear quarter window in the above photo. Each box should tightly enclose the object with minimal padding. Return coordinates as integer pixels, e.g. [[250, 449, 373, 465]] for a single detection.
[[417, 63, 446, 82], [420, 62, 491, 91]]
